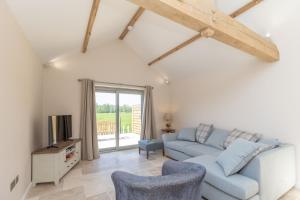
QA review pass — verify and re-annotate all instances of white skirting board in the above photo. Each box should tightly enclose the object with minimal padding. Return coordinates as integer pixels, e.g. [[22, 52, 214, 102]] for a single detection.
[[20, 182, 32, 200]]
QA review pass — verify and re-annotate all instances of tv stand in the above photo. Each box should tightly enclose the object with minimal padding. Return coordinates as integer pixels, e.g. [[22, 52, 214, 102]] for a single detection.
[[32, 139, 81, 186], [46, 145, 59, 149]]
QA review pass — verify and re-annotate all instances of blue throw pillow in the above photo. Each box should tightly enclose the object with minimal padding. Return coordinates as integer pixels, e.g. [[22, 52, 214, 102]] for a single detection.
[[216, 139, 270, 176], [205, 129, 229, 150], [177, 128, 196, 142]]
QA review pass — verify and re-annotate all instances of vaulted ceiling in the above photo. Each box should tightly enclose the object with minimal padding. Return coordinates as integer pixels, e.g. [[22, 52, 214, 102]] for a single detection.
[[6, 0, 297, 78]]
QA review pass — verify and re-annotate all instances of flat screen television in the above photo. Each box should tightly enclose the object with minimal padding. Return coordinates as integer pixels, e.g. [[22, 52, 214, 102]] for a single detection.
[[48, 115, 72, 146]]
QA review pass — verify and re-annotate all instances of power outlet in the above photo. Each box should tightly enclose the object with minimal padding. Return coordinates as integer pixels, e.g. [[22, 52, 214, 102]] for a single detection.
[[15, 175, 19, 185], [10, 175, 19, 192], [10, 179, 16, 192]]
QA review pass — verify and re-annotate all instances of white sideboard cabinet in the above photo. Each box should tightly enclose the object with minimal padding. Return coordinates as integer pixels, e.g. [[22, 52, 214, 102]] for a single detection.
[[32, 139, 81, 186]]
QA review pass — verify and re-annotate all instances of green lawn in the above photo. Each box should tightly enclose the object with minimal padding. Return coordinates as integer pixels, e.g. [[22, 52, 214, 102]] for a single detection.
[[96, 112, 132, 133]]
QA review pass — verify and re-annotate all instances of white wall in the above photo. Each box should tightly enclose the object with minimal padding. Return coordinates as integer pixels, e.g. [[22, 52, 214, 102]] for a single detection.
[[42, 41, 170, 146], [169, 0, 300, 187], [0, 1, 43, 199]]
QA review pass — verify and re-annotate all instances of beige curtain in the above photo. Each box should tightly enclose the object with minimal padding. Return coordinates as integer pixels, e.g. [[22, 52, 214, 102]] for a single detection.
[[80, 79, 99, 160], [141, 86, 156, 140]]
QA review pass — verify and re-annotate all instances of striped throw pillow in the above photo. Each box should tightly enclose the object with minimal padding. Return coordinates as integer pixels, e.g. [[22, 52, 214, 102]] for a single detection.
[[239, 132, 262, 142], [223, 129, 242, 148], [196, 123, 213, 143], [223, 129, 261, 149]]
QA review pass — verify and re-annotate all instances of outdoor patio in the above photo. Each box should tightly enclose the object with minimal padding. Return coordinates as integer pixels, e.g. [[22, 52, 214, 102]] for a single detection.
[[98, 133, 140, 149]]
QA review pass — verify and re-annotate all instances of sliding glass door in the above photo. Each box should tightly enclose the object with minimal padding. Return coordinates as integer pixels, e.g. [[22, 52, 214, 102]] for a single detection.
[[95, 88, 143, 151]]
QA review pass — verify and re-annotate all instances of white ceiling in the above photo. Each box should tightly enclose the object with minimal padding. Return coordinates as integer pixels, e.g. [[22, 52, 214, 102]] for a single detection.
[[6, 0, 139, 62], [5, 0, 297, 78]]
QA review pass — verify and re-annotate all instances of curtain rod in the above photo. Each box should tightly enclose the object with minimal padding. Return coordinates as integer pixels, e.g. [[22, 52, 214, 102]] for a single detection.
[[78, 79, 152, 89]]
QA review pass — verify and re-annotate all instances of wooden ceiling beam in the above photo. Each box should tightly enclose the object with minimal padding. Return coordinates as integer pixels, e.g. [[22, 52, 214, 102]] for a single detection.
[[148, 33, 203, 66], [128, 0, 278, 64], [82, 0, 101, 53], [148, 0, 263, 66], [230, 0, 263, 18], [119, 7, 145, 40]]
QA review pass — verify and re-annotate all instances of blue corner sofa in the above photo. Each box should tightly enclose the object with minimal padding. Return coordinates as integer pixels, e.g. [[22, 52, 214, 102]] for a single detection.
[[162, 128, 296, 200]]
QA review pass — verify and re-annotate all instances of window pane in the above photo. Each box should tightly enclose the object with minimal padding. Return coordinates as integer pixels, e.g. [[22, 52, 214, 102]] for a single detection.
[[96, 92, 116, 150], [119, 93, 142, 147]]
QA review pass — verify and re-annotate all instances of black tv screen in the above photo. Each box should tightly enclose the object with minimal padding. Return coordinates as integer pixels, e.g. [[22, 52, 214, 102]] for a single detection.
[[48, 115, 72, 145]]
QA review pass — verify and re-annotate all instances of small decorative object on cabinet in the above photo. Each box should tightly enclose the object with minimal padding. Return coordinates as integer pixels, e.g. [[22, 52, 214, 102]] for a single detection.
[[163, 113, 173, 129], [162, 113, 175, 133], [32, 139, 81, 186]]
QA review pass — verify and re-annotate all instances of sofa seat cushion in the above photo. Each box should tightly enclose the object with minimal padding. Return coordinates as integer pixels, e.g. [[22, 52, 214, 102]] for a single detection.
[[186, 155, 259, 200], [164, 141, 197, 153], [184, 144, 222, 157]]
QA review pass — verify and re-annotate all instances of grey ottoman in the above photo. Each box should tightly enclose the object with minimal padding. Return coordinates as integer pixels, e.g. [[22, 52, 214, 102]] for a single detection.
[[138, 139, 164, 159]]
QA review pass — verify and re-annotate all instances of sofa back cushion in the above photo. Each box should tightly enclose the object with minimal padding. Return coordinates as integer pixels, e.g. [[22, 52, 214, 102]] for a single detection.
[[177, 128, 196, 142], [205, 129, 229, 150], [258, 137, 280, 148], [196, 123, 214, 143], [223, 129, 261, 149]]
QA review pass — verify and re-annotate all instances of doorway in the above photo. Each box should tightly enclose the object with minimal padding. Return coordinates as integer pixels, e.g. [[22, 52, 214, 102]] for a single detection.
[[95, 88, 143, 151]]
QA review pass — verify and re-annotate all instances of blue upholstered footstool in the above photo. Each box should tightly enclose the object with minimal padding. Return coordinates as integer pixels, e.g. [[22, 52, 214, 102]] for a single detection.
[[138, 139, 164, 159]]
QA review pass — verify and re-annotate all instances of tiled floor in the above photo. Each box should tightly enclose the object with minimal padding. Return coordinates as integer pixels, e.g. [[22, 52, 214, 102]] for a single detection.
[[26, 149, 299, 200], [26, 149, 167, 200]]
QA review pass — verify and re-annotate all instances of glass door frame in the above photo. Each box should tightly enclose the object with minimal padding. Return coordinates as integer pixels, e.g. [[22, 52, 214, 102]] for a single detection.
[[95, 86, 144, 152]]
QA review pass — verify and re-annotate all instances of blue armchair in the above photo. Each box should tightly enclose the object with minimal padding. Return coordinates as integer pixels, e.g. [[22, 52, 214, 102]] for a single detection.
[[111, 160, 206, 200]]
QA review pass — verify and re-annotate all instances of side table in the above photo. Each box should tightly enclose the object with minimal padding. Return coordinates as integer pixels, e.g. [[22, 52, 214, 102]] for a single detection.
[[161, 128, 176, 134]]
